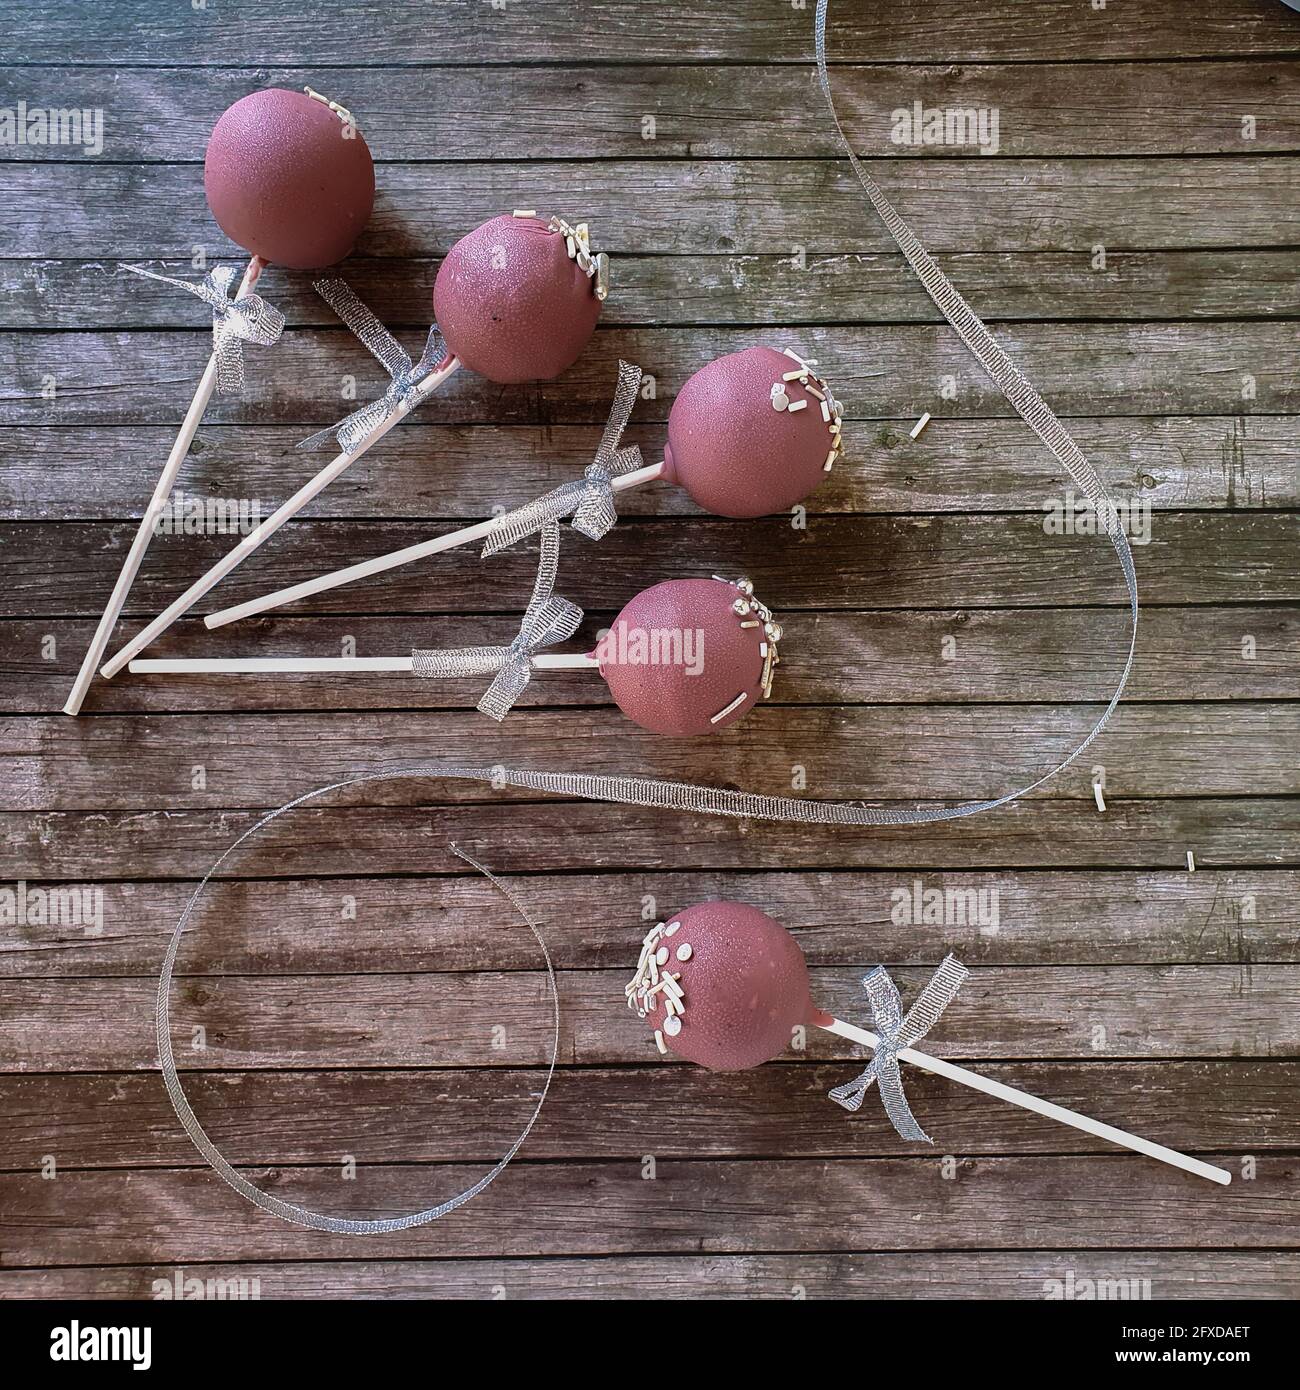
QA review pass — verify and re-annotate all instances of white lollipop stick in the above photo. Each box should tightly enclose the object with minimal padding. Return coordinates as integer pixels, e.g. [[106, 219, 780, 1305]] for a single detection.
[[98, 352, 463, 678], [62, 257, 267, 715], [203, 458, 669, 629], [821, 1017, 1231, 1186], [127, 653, 598, 674]]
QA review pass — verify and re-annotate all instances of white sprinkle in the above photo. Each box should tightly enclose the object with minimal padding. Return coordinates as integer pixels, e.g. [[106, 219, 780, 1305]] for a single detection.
[[787, 399, 808, 412], [676, 943, 692, 962], [1187, 850, 1196, 872], [821, 399, 832, 422], [909, 411, 932, 440], [709, 692, 748, 725], [782, 369, 808, 382], [654, 1029, 667, 1054], [664, 921, 680, 936], [663, 1015, 682, 1037], [662, 975, 684, 1001], [655, 946, 669, 965], [1093, 781, 1106, 813], [512, 209, 537, 219]]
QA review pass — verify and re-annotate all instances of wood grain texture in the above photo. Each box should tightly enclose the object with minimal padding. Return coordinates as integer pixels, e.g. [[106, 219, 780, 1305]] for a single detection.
[[2, 0, 1294, 65], [2, 1251, 1296, 1300], [3, 63, 1297, 161], [8, 799, 1297, 881], [6, 160, 1299, 258], [6, 607, 1296, 713], [10, 252, 1300, 329], [2, 0, 1297, 1302], [3, 417, 1293, 519]]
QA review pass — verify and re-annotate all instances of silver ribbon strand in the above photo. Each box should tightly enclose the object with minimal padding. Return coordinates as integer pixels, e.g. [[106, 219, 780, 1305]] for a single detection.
[[158, 794, 559, 1235], [481, 360, 645, 556], [412, 522, 583, 720], [829, 955, 969, 1142], [120, 262, 284, 394], [298, 279, 447, 454]]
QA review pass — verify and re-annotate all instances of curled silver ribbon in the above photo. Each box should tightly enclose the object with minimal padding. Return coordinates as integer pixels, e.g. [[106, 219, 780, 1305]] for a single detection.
[[120, 262, 284, 394], [828, 954, 968, 1142], [482, 360, 644, 556], [299, 279, 447, 454], [412, 522, 583, 720], [158, 807, 559, 1235]]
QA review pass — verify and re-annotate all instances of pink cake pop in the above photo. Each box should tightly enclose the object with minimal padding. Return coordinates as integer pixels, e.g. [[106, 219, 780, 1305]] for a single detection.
[[200, 349, 846, 630], [205, 88, 375, 270], [627, 902, 822, 1070], [665, 345, 844, 518], [624, 898, 1230, 1183], [434, 212, 607, 383], [129, 573, 784, 737], [597, 577, 781, 735]]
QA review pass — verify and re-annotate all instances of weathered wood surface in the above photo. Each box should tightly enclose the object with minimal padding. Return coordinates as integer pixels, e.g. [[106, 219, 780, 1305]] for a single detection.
[[5, 323, 1297, 426], [10, 251, 1300, 328], [3, 0, 1294, 65], [2, 1155, 1293, 1266], [4, 418, 1293, 519], [5, 705, 1298, 810], [7, 161, 1299, 258], [4, 1252, 1297, 1300], [4, 869, 1293, 977], [1, 0, 1297, 1301], [7, 799, 1298, 882], [5, 967, 1296, 1073], [4, 63, 1298, 160], [6, 608, 1296, 713], [7, 516, 1296, 626], [4, 1062, 1294, 1166]]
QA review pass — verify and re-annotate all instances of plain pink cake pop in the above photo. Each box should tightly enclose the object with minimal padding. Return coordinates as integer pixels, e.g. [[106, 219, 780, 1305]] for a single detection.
[[664, 346, 844, 518], [433, 214, 604, 383], [626, 902, 823, 1071], [595, 577, 781, 736], [204, 88, 375, 270]]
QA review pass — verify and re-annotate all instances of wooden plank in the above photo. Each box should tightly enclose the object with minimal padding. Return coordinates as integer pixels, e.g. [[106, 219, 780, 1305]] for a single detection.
[[5, 0, 1294, 64], [4, 869, 1292, 978], [4, 63, 1297, 161], [7, 798, 1295, 881], [10, 251, 1299, 330], [5, 323, 1296, 427], [5, 160, 1297, 258], [3, 417, 1293, 520], [6, 704, 1298, 812], [0, 1153, 1290, 1265], [1, 1062, 1292, 1167], [5, 965, 1297, 1072], [7, 515, 1296, 626], [3, 1251, 1296, 1300], [7, 607, 1295, 714]]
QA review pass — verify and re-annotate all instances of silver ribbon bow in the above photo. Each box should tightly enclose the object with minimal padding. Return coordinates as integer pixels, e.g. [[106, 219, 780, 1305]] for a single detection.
[[411, 522, 583, 721], [482, 360, 644, 556], [299, 279, 447, 455], [121, 262, 285, 394], [828, 955, 969, 1143]]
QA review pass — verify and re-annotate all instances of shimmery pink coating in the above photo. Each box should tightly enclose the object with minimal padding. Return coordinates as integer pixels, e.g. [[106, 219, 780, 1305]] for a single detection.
[[432, 215, 602, 383], [644, 902, 819, 1071], [664, 346, 833, 518], [596, 578, 765, 736], [204, 89, 375, 270]]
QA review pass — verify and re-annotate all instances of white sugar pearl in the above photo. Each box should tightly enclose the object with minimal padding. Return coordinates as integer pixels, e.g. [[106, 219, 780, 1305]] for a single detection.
[[655, 947, 669, 965], [676, 943, 692, 961], [663, 1015, 682, 1037]]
